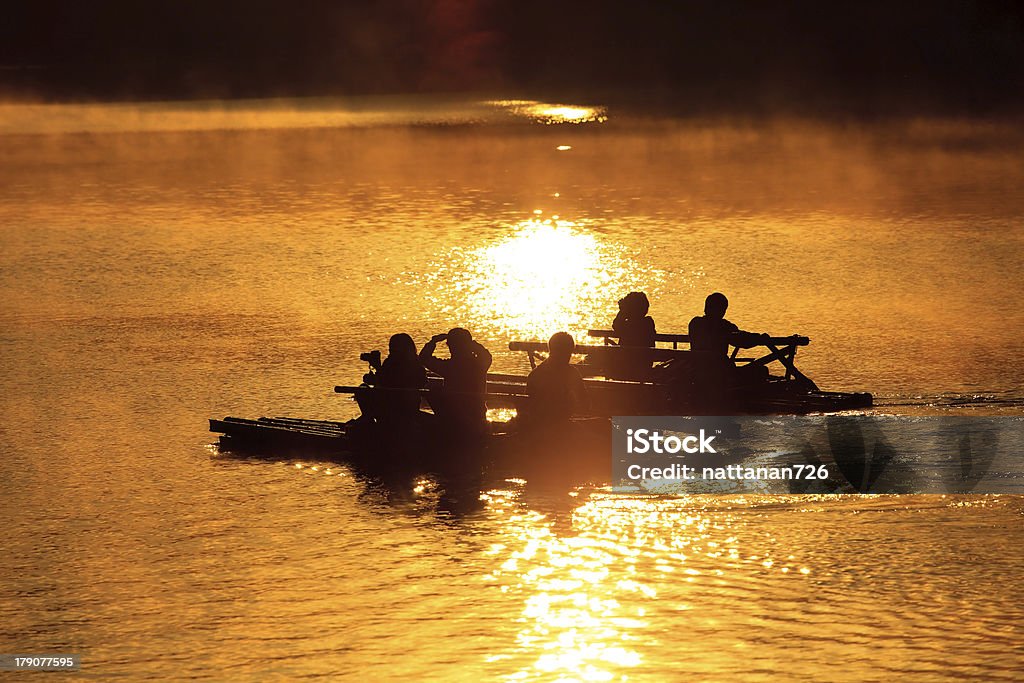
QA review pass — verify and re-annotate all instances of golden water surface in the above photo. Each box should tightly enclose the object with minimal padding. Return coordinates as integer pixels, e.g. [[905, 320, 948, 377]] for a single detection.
[[1, 98, 1022, 680]]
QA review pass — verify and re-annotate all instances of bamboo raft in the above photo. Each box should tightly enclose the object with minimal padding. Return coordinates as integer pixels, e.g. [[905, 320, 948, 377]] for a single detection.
[[210, 327, 870, 470]]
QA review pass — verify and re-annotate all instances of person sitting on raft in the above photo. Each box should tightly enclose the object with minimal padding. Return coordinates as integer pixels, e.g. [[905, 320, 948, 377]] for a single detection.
[[688, 292, 770, 385], [609, 291, 657, 379], [522, 332, 588, 430], [356, 332, 427, 425], [420, 327, 493, 433]]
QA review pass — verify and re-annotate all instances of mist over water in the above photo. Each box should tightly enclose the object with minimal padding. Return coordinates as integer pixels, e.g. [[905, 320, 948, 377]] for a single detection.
[[1, 99, 1022, 679]]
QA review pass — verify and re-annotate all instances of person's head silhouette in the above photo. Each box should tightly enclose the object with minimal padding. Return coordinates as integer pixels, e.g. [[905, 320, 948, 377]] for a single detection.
[[388, 333, 417, 359], [547, 332, 575, 363], [446, 327, 473, 356], [618, 291, 650, 318], [704, 292, 729, 319]]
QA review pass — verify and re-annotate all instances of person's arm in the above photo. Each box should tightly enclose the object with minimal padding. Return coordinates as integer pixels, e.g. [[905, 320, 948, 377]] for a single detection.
[[730, 322, 771, 349], [526, 365, 540, 396], [371, 359, 391, 387], [472, 341, 493, 371], [643, 316, 657, 346], [687, 316, 701, 345], [419, 334, 447, 375], [612, 310, 628, 335]]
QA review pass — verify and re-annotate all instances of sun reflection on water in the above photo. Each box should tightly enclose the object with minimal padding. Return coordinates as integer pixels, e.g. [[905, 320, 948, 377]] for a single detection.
[[477, 488, 836, 680], [488, 100, 609, 124], [482, 489, 652, 680], [432, 218, 662, 341]]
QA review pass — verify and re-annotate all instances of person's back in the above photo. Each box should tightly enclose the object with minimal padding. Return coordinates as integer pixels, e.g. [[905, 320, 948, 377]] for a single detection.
[[376, 333, 427, 419], [688, 292, 766, 363], [355, 333, 427, 426], [610, 291, 656, 379], [525, 332, 586, 427], [420, 327, 492, 431], [687, 293, 770, 396], [613, 291, 656, 347], [688, 314, 739, 359]]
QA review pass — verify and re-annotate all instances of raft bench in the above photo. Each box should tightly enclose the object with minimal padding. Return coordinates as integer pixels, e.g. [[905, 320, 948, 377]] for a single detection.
[[517, 331, 815, 385], [587, 330, 812, 384], [508, 341, 687, 369]]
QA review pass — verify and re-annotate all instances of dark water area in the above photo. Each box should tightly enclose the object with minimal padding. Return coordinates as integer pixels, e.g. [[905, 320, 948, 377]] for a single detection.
[[1, 99, 1022, 679]]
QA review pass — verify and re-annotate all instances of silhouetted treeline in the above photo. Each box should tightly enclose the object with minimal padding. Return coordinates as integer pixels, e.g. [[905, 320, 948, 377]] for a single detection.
[[2, 0, 1022, 115]]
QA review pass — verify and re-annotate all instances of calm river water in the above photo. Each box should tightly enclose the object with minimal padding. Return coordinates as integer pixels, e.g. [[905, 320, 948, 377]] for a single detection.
[[1, 99, 1022, 680]]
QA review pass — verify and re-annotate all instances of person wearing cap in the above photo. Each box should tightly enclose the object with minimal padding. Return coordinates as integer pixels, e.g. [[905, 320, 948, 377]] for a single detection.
[[420, 327, 492, 433]]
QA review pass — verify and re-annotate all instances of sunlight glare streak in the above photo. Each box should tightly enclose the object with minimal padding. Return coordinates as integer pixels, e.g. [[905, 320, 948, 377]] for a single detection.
[[487, 99, 609, 124], [431, 218, 662, 340], [484, 490, 649, 680]]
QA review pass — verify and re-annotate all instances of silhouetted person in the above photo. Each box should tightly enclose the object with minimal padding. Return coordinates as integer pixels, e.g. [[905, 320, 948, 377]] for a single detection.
[[375, 333, 427, 419], [688, 292, 769, 387], [609, 291, 656, 379], [689, 293, 768, 356], [420, 327, 492, 433], [614, 291, 657, 346], [356, 333, 427, 425], [523, 332, 588, 429]]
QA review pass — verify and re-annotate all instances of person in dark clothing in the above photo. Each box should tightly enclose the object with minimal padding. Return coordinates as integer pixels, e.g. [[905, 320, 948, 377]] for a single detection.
[[609, 291, 657, 379], [613, 291, 657, 346], [523, 332, 587, 429], [688, 293, 768, 356], [357, 332, 427, 424], [420, 327, 492, 432], [688, 292, 769, 386], [374, 333, 427, 418]]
